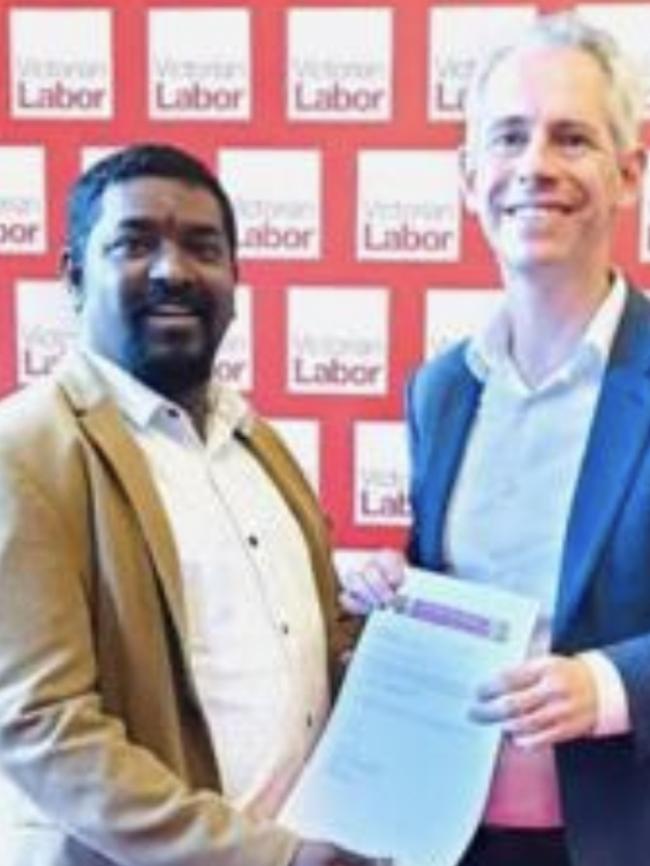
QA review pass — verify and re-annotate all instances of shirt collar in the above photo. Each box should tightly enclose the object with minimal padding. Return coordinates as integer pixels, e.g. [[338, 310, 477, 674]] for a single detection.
[[82, 348, 254, 440], [466, 273, 628, 386]]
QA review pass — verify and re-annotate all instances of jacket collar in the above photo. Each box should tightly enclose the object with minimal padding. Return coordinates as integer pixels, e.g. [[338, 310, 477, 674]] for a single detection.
[[56, 352, 192, 666], [555, 287, 650, 642]]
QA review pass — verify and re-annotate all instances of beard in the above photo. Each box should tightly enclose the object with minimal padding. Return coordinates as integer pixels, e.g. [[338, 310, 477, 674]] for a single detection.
[[125, 281, 234, 400], [131, 339, 218, 399]]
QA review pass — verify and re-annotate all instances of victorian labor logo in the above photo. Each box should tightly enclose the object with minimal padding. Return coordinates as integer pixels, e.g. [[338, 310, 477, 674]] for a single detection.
[[428, 5, 534, 120], [354, 422, 410, 527], [218, 149, 321, 260], [357, 150, 460, 262], [0, 148, 46, 255], [288, 7, 392, 121], [10, 9, 112, 118], [149, 9, 250, 120], [288, 286, 389, 395], [16, 280, 77, 385]]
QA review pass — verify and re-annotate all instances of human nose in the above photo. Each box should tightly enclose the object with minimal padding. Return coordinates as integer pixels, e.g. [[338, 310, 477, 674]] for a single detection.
[[148, 239, 191, 283], [514, 131, 557, 183]]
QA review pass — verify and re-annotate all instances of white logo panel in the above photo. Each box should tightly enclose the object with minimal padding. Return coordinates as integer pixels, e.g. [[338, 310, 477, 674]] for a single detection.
[[16, 280, 77, 385], [10, 9, 112, 119], [287, 287, 389, 395], [218, 149, 321, 260], [149, 9, 250, 119], [0, 147, 46, 255], [268, 418, 320, 493], [354, 421, 410, 527], [214, 285, 253, 391], [357, 150, 460, 262], [428, 5, 535, 120], [424, 289, 501, 359], [288, 7, 392, 121]]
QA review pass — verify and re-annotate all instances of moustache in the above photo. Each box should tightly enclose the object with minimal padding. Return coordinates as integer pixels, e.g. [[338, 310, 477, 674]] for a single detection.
[[132, 280, 215, 318]]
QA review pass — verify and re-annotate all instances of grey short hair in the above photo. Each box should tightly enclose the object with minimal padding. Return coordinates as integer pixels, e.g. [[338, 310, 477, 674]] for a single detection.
[[464, 10, 644, 153]]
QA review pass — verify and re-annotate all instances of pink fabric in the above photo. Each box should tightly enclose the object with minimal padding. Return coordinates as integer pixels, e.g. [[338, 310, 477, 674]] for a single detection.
[[484, 739, 562, 828]]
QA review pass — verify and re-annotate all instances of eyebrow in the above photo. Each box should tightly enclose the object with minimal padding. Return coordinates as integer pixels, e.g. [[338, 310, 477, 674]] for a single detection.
[[486, 115, 597, 132], [113, 217, 227, 236]]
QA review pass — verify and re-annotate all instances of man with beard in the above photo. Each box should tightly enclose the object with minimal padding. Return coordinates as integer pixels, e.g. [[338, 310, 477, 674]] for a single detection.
[[0, 143, 360, 866]]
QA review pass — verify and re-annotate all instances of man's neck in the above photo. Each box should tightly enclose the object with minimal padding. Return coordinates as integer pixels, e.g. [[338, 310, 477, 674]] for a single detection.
[[168, 385, 210, 440], [501, 264, 612, 387]]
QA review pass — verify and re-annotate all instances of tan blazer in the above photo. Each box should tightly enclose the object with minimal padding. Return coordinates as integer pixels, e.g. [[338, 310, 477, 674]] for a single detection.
[[0, 353, 345, 866]]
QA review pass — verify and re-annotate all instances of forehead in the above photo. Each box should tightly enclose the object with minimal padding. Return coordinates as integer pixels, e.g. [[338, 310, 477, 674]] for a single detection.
[[479, 45, 612, 128], [94, 176, 225, 229]]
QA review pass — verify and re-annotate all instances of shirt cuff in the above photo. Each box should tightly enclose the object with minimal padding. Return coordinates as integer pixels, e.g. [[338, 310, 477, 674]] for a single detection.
[[580, 650, 630, 736]]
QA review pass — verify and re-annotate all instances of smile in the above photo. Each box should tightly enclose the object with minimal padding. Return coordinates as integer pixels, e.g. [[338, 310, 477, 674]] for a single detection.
[[144, 303, 200, 319], [503, 203, 573, 215]]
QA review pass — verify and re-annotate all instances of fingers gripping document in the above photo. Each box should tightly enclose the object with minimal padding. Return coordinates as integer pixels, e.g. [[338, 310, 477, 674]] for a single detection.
[[280, 568, 538, 866]]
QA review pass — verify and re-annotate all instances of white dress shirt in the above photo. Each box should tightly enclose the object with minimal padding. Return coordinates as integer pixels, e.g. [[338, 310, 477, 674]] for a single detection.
[[85, 351, 329, 820], [444, 276, 629, 827]]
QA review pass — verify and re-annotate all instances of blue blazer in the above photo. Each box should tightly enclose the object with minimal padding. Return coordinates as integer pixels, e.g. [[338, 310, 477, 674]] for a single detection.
[[406, 287, 650, 866]]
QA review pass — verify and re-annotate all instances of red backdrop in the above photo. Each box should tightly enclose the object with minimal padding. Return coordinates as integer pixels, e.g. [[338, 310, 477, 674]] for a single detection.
[[1, 0, 649, 553]]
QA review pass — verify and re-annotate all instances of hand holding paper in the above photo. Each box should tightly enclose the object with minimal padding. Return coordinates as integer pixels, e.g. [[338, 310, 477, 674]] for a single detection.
[[281, 567, 539, 866], [338, 549, 406, 615], [471, 653, 599, 747]]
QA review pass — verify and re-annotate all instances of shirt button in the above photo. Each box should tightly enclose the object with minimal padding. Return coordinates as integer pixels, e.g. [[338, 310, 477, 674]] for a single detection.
[[280, 622, 290, 635], [247, 534, 259, 548], [306, 713, 314, 728]]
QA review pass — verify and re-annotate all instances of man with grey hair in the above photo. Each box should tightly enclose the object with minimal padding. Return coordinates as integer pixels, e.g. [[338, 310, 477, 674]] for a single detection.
[[339, 10, 650, 866]]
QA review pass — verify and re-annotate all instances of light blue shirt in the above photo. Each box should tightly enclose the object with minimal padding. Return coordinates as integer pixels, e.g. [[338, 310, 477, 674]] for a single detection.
[[442, 276, 631, 826], [446, 275, 629, 732]]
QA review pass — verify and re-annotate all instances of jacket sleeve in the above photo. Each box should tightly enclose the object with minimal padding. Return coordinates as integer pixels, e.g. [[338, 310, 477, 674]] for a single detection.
[[0, 455, 299, 866], [603, 636, 650, 759]]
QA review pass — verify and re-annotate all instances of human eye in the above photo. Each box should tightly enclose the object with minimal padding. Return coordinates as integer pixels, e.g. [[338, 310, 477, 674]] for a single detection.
[[105, 231, 157, 260], [185, 233, 229, 263], [555, 126, 594, 156], [487, 125, 528, 154]]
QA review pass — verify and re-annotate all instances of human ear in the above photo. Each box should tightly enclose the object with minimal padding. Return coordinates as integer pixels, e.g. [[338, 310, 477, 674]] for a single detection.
[[60, 248, 84, 313], [617, 146, 646, 208]]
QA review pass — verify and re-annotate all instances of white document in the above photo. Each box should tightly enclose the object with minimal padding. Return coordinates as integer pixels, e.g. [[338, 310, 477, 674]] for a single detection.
[[280, 567, 539, 866]]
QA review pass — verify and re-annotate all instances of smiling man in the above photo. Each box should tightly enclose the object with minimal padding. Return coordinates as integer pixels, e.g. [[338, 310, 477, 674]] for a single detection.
[[339, 11, 650, 866], [70, 169, 238, 428], [0, 144, 361, 866]]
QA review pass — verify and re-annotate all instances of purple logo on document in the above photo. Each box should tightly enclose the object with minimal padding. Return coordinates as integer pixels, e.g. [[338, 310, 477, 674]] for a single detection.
[[392, 593, 509, 642]]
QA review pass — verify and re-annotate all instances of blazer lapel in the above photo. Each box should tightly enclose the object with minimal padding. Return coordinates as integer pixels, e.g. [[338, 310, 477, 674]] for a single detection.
[[411, 359, 482, 568], [555, 290, 650, 641], [57, 355, 189, 651]]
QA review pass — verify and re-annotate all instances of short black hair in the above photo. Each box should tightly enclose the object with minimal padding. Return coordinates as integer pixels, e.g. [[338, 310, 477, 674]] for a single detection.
[[66, 142, 238, 274]]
